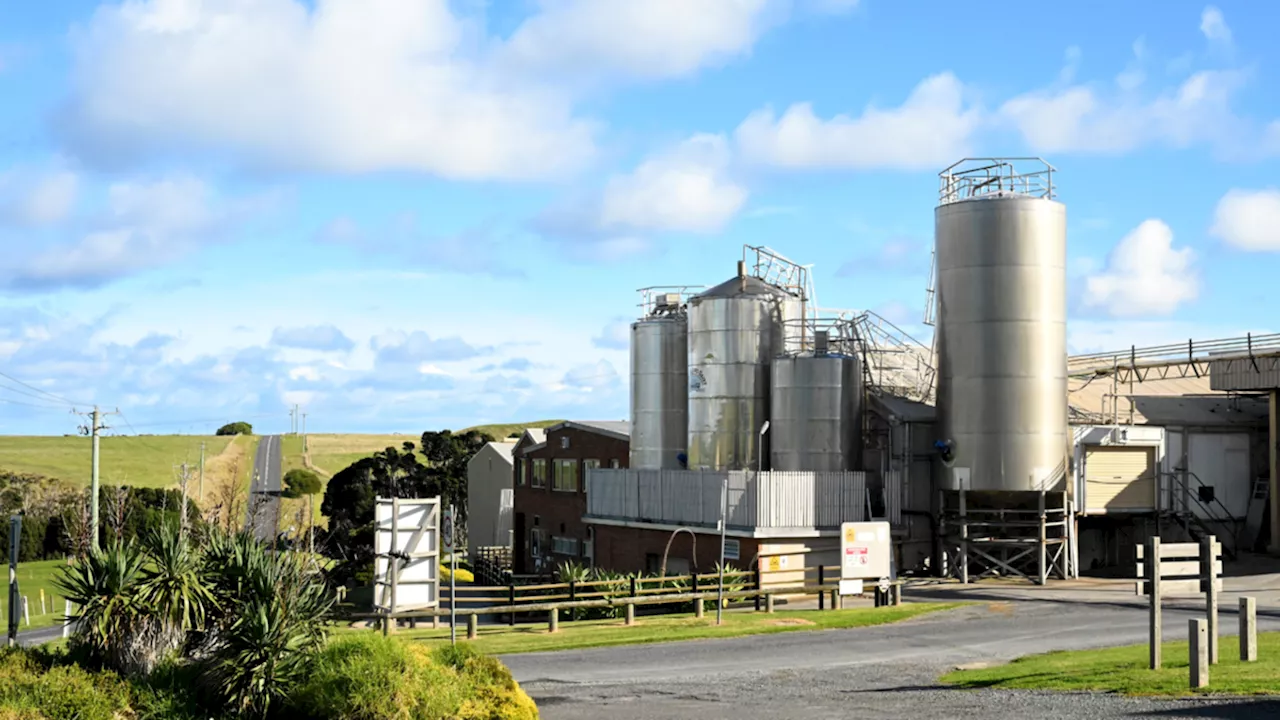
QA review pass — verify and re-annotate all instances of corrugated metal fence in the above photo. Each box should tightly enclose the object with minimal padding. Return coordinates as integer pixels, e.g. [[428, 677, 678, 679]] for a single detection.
[[586, 469, 882, 531]]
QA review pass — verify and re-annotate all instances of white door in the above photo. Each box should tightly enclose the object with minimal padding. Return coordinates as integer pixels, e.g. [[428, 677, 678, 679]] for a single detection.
[[1188, 433, 1250, 519]]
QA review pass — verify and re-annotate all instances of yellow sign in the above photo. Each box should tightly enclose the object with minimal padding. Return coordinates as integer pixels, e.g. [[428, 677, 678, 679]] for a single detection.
[[768, 556, 781, 572], [844, 527, 856, 543]]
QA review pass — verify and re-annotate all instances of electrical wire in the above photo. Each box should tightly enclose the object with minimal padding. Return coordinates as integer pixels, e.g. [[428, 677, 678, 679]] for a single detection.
[[0, 397, 72, 411], [0, 368, 85, 407]]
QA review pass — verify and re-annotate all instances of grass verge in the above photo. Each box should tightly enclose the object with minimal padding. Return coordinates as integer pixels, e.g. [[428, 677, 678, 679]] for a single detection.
[[942, 632, 1280, 696], [388, 602, 963, 655], [0, 558, 69, 631]]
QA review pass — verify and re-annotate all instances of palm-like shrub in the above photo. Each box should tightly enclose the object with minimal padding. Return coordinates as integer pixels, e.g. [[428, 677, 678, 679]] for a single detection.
[[202, 537, 333, 717], [52, 540, 151, 673]]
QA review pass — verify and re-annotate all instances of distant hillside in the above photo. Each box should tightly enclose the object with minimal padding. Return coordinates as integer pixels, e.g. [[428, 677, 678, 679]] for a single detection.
[[460, 420, 563, 442], [0, 434, 247, 495]]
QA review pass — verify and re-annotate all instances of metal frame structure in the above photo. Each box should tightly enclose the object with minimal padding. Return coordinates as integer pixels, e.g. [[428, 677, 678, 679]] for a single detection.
[[938, 157, 1057, 204], [637, 285, 704, 317], [1067, 332, 1280, 385], [938, 489, 1074, 584]]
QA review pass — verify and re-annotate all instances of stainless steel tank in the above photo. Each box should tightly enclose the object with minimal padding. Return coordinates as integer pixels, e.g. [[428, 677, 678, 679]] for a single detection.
[[687, 263, 803, 471], [935, 180, 1068, 492], [770, 353, 863, 471], [630, 315, 688, 469]]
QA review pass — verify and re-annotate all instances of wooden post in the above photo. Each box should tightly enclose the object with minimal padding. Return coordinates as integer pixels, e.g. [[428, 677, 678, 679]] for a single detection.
[[1148, 536, 1162, 670], [829, 588, 838, 610], [890, 582, 902, 606], [694, 597, 704, 618], [548, 608, 558, 633], [765, 593, 775, 613], [1240, 596, 1257, 662], [508, 583, 516, 627], [467, 613, 477, 641], [959, 489, 970, 584], [625, 602, 635, 626], [1190, 618, 1208, 689], [1202, 535, 1219, 664], [388, 498, 399, 635], [62, 600, 71, 639], [22, 597, 28, 626], [1038, 491, 1048, 586], [818, 566, 825, 610]]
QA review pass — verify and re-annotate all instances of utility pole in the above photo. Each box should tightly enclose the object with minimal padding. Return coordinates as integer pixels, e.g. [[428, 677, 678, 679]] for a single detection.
[[198, 442, 206, 503], [175, 462, 193, 540], [75, 406, 119, 550], [301, 412, 308, 453]]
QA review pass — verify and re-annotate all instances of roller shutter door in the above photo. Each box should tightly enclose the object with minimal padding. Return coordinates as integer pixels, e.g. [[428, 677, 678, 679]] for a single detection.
[[1085, 446, 1156, 513]]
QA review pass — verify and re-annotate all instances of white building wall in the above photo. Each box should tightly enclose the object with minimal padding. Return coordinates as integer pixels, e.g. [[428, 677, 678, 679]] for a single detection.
[[466, 443, 516, 554], [1071, 425, 1167, 514]]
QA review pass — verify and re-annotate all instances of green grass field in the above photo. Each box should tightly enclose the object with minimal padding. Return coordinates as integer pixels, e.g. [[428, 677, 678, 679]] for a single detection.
[[387, 603, 962, 655], [460, 420, 563, 442], [942, 632, 1280, 696], [1, 559, 70, 631], [0, 435, 234, 490]]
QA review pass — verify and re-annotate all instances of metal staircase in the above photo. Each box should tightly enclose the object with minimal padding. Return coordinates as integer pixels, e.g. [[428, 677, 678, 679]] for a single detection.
[[1161, 469, 1241, 560], [852, 310, 937, 404]]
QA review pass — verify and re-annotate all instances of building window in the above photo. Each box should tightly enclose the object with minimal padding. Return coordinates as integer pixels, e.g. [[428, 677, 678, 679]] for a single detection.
[[560, 436, 570, 449], [515, 458, 525, 486], [532, 459, 547, 488], [553, 459, 579, 492], [584, 459, 601, 471], [609, 459, 621, 469], [552, 536, 580, 556], [530, 529, 545, 558]]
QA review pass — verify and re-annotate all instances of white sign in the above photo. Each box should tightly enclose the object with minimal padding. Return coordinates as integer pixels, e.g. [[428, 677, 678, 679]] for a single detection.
[[724, 538, 740, 562], [878, 577, 891, 594], [374, 497, 440, 613], [839, 579, 863, 596], [840, 521, 891, 581], [689, 367, 707, 393], [442, 507, 456, 554]]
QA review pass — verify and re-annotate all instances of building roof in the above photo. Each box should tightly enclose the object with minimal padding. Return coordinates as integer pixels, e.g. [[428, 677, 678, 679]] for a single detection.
[[522, 428, 546, 445], [868, 393, 936, 423], [486, 440, 516, 461], [1128, 394, 1269, 428], [545, 420, 631, 441], [1068, 374, 1215, 424]]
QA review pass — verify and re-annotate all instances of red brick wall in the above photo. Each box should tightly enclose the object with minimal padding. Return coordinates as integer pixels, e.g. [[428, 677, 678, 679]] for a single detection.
[[512, 424, 629, 574], [591, 524, 760, 576]]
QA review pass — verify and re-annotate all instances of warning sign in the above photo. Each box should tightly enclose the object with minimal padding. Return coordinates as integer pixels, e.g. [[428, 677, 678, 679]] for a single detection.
[[840, 521, 890, 580]]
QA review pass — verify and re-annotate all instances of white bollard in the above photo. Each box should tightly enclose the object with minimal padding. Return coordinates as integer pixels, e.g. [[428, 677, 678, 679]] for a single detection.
[[21, 596, 29, 626], [1240, 597, 1257, 662]]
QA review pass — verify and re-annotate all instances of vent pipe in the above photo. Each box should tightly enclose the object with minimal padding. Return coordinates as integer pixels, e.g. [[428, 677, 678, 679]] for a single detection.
[[737, 260, 747, 291]]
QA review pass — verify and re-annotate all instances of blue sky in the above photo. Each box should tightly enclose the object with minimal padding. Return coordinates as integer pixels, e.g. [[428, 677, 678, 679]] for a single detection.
[[2, 0, 1279, 436]]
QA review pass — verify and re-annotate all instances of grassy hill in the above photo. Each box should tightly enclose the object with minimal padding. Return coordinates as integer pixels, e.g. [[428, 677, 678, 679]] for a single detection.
[[461, 419, 563, 442], [0, 434, 238, 491]]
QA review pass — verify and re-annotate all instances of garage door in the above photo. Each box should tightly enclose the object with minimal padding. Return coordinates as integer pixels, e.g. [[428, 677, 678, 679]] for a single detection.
[[1085, 446, 1156, 513]]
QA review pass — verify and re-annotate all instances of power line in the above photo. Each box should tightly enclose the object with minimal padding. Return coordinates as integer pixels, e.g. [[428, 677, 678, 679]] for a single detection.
[[0, 368, 85, 407], [0, 397, 71, 410]]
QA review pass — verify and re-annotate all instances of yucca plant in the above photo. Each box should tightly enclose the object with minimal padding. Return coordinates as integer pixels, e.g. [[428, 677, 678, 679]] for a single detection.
[[52, 540, 151, 673], [136, 522, 216, 632], [202, 535, 333, 718]]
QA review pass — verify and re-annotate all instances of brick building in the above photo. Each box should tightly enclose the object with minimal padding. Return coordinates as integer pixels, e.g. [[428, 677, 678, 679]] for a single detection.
[[512, 421, 629, 575]]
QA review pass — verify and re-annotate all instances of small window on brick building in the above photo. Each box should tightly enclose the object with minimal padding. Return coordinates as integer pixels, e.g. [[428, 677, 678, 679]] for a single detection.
[[584, 459, 600, 471], [515, 459, 525, 486], [532, 459, 547, 488], [609, 459, 620, 469], [560, 436, 570, 449]]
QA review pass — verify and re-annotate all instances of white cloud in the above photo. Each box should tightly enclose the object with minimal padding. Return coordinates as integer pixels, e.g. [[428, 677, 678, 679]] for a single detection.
[[0, 165, 79, 227], [999, 69, 1247, 154], [1210, 188, 1280, 251], [734, 73, 981, 170], [1082, 219, 1198, 317], [1200, 6, 1232, 45], [499, 0, 780, 82], [600, 134, 746, 233], [557, 359, 621, 392], [63, 0, 597, 180], [592, 318, 632, 351]]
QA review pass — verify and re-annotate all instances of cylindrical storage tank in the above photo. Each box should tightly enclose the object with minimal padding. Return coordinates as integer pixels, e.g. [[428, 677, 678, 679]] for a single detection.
[[630, 315, 689, 469], [687, 265, 803, 471], [935, 190, 1068, 491], [770, 353, 863, 471]]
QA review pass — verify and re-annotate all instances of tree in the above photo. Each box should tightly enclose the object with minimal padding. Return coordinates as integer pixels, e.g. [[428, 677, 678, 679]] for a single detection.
[[216, 421, 254, 436], [284, 468, 324, 555], [319, 431, 486, 585]]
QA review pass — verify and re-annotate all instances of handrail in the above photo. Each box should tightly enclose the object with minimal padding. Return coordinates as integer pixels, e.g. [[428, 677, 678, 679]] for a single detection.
[[1068, 332, 1280, 376]]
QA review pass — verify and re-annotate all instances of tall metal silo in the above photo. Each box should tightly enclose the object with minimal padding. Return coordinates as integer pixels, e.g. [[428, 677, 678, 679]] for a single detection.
[[770, 332, 863, 471], [934, 158, 1068, 492], [687, 262, 803, 471], [630, 289, 693, 470]]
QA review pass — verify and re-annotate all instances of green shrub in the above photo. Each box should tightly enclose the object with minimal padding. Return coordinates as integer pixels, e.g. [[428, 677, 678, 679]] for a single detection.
[[216, 422, 253, 436], [290, 637, 537, 720], [0, 648, 133, 720]]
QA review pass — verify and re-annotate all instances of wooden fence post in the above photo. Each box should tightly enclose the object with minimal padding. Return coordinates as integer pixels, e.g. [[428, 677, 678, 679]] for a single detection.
[[1202, 535, 1219, 664], [1190, 618, 1208, 689], [695, 597, 704, 619], [625, 602, 635, 626], [818, 566, 825, 610], [1240, 596, 1257, 662], [1148, 536, 1162, 670], [548, 608, 558, 633], [508, 583, 516, 627], [467, 613, 477, 641]]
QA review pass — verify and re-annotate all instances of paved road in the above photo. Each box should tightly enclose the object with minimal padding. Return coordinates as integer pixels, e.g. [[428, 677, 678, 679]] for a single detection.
[[506, 597, 1280, 719], [246, 434, 283, 542]]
